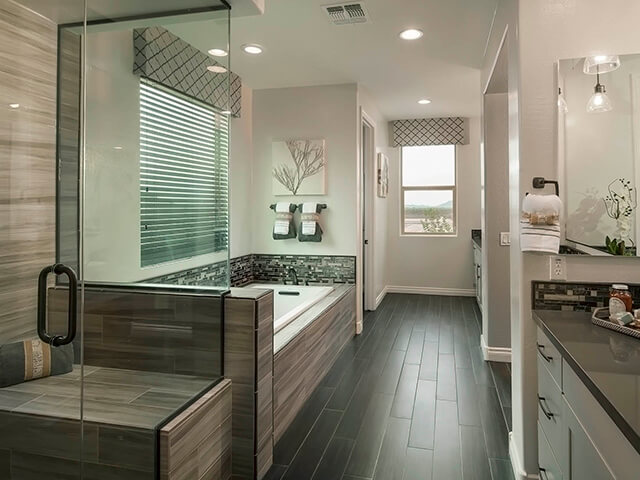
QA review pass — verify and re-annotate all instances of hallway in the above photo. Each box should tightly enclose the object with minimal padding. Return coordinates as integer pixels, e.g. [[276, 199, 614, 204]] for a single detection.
[[265, 294, 513, 480]]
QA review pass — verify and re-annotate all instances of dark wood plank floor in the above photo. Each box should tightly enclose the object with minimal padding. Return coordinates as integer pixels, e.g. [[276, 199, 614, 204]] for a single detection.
[[265, 294, 514, 480]]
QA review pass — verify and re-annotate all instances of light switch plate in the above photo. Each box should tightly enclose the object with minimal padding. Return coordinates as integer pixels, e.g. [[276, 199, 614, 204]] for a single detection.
[[499, 232, 511, 246]]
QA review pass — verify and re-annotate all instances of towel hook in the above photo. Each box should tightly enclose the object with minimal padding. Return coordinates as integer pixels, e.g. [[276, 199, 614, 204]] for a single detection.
[[532, 177, 559, 196]]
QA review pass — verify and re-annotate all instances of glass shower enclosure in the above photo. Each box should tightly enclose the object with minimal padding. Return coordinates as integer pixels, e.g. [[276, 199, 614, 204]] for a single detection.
[[0, 1, 231, 477]]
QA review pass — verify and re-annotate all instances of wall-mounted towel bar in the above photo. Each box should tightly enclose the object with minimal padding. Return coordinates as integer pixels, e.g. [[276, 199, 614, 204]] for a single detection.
[[270, 203, 327, 210], [532, 177, 559, 196]]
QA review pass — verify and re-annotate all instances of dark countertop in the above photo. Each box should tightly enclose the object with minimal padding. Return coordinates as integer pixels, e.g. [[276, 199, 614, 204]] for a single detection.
[[472, 229, 481, 248], [533, 310, 640, 454]]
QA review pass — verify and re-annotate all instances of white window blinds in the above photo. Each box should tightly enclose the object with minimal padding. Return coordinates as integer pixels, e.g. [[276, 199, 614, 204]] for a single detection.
[[139, 79, 229, 268]]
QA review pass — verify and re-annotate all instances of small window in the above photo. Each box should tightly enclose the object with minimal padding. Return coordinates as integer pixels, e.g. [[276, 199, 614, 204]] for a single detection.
[[401, 145, 457, 235], [139, 79, 229, 267]]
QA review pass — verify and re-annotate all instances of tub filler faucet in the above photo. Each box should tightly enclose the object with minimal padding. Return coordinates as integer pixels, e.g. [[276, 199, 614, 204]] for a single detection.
[[287, 267, 299, 285]]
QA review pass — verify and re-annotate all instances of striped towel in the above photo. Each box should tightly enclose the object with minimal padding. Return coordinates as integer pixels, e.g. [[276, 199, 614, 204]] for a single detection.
[[520, 194, 563, 254], [274, 202, 292, 235]]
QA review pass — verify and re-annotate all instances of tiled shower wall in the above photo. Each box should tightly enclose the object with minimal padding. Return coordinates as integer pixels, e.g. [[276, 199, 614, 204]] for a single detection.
[[533, 281, 640, 311], [147, 254, 356, 287]]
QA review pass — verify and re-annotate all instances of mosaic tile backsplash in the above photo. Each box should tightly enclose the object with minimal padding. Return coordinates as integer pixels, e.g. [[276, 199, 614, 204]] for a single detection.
[[147, 254, 356, 288], [533, 281, 640, 312]]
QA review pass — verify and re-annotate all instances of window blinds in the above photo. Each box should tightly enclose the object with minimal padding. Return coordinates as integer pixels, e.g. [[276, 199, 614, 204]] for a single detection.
[[139, 79, 229, 267]]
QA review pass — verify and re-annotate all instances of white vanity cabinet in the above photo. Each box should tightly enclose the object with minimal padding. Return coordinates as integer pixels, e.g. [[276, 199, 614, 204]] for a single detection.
[[537, 326, 640, 480], [472, 242, 482, 308]]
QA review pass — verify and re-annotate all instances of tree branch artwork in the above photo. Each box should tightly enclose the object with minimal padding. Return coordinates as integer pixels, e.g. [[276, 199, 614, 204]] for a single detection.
[[273, 139, 325, 195]]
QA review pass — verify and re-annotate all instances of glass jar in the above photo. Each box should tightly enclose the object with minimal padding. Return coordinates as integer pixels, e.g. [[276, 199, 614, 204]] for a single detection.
[[610, 284, 633, 315]]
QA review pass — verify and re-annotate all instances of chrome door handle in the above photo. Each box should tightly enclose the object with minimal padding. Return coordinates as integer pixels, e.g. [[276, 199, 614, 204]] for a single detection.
[[37, 264, 78, 346]]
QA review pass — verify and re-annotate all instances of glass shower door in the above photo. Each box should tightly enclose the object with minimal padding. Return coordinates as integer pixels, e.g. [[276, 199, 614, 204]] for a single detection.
[[0, 0, 86, 477]]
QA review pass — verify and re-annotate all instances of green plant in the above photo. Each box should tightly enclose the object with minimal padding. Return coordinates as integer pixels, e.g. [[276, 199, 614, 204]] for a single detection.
[[605, 236, 631, 256]]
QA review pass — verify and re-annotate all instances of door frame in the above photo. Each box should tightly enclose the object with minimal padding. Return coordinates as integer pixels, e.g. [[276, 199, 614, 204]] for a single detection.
[[358, 108, 376, 317]]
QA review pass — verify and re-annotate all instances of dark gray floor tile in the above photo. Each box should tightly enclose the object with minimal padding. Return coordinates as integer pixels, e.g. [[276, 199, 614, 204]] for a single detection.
[[327, 357, 368, 411], [469, 345, 493, 386], [489, 458, 515, 480], [342, 476, 371, 480], [391, 364, 419, 419], [489, 362, 512, 408], [419, 342, 439, 381], [264, 464, 288, 480], [274, 386, 334, 465], [375, 349, 406, 394], [456, 368, 481, 426], [322, 343, 359, 387], [405, 329, 425, 365], [403, 447, 433, 480], [344, 393, 394, 478], [373, 417, 411, 480], [432, 400, 462, 480], [0, 449, 9, 479], [438, 322, 454, 355], [460, 425, 492, 480], [477, 386, 509, 459], [334, 370, 380, 439], [312, 437, 354, 480], [282, 409, 342, 480], [436, 354, 456, 401], [408, 380, 436, 449], [394, 322, 414, 351]]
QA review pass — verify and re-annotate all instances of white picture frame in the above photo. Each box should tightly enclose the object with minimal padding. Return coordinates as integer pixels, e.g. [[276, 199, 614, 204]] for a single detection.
[[272, 138, 326, 196], [377, 152, 389, 198]]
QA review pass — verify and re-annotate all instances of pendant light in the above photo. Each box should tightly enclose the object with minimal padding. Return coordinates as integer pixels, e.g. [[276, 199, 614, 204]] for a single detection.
[[583, 55, 621, 75], [558, 87, 568, 114], [586, 66, 612, 113]]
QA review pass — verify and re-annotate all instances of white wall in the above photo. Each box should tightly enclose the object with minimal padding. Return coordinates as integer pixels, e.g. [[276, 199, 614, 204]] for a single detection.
[[385, 117, 482, 294], [251, 84, 359, 256], [84, 29, 227, 283], [482, 0, 640, 476], [229, 84, 254, 258]]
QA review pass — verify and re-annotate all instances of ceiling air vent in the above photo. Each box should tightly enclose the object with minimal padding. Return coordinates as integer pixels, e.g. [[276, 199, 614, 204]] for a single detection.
[[323, 3, 370, 25]]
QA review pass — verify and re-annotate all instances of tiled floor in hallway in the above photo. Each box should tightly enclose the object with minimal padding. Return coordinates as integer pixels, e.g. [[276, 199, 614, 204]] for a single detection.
[[265, 294, 514, 480]]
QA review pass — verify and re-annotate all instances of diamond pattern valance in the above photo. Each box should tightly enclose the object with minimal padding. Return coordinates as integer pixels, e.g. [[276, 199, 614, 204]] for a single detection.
[[390, 117, 468, 146], [133, 27, 242, 117]]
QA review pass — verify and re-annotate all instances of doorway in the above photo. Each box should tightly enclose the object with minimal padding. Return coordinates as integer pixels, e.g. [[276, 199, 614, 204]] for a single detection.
[[360, 112, 376, 313]]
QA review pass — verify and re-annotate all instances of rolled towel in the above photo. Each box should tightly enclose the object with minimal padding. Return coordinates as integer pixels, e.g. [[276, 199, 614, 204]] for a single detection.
[[521, 194, 563, 254]]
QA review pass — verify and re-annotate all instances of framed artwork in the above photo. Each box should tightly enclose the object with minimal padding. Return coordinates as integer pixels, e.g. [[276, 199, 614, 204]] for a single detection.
[[377, 152, 389, 198], [272, 139, 326, 195]]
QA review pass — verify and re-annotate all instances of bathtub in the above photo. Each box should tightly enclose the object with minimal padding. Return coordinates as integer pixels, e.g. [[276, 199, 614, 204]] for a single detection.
[[249, 284, 334, 333]]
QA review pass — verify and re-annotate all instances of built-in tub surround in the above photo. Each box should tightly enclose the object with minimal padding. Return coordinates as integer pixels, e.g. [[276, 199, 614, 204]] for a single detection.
[[249, 283, 334, 333]]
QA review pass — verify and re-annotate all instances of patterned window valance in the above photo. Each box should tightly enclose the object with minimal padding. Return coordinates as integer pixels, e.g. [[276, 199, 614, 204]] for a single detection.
[[390, 117, 468, 147], [133, 27, 242, 117]]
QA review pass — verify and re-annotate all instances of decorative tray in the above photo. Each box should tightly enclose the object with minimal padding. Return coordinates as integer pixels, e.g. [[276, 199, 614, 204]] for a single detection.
[[591, 307, 640, 340]]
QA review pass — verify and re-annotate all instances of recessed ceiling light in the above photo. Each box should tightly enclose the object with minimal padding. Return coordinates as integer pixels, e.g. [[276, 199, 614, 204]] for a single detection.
[[242, 43, 263, 55], [418, 99, 431, 105], [208, 48, 228, 57], [113, 146, 123, 150], [8, 103, 20, 109], [399, 29, 423, 40], [207, 65, 228, 73]]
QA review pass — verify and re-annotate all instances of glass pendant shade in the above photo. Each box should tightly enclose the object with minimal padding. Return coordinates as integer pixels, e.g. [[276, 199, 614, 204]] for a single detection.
[[586, 84, 612, 113], [583, 55, 621, 74]]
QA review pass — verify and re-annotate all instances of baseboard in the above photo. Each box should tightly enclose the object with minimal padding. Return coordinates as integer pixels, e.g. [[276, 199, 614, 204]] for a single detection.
[[480, 334, 512, 362], [509, 432, 540, 480], [374, 287, 388, 309], [385, 285, 476, 297]]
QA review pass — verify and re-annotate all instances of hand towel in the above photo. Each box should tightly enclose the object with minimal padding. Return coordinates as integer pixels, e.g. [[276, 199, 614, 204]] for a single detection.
[[273, 203, 297, 239], [521, 194, 563, 254], [298, 203, 324, 242]]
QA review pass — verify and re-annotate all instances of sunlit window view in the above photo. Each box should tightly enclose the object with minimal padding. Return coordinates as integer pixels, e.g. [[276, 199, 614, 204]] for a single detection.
[[401, 145, 456, 234]]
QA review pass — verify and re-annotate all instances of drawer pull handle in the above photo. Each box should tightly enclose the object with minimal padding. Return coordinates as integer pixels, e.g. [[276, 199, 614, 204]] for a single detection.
[[536, 342, 553, 362], [538, 396, 555, 420], [539, 467, 549, 480]]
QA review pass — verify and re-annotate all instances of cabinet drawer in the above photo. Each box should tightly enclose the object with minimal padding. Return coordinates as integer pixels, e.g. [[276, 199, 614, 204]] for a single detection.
[[537, 327, 562, 388], [538, 421, 562, 480], [538, 355, 563, 456]]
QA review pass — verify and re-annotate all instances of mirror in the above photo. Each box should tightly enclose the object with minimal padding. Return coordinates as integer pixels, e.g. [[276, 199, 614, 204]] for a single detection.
[[558, 53, 640, 257]]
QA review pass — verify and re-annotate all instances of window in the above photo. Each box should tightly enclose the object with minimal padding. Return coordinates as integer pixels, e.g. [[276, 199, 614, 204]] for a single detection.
[[401, 145, 456, 235], [139, 79, 229, 267]]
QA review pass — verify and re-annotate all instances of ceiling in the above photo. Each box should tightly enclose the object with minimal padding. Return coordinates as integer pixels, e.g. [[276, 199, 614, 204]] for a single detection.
[[219, 0, 497, 119]]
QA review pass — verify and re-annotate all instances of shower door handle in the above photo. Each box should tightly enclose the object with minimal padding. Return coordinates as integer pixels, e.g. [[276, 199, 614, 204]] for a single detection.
[[37, 264, 78, 346]]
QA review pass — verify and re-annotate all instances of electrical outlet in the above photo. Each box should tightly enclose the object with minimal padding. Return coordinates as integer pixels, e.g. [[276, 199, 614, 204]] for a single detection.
[[549, 256, 567, 281], [499, 232, 511, 246]]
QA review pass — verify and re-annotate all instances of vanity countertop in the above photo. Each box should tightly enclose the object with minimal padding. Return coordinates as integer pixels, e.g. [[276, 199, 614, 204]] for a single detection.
[[533, 309, 640, 454], [471, 229, 482, 248]]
